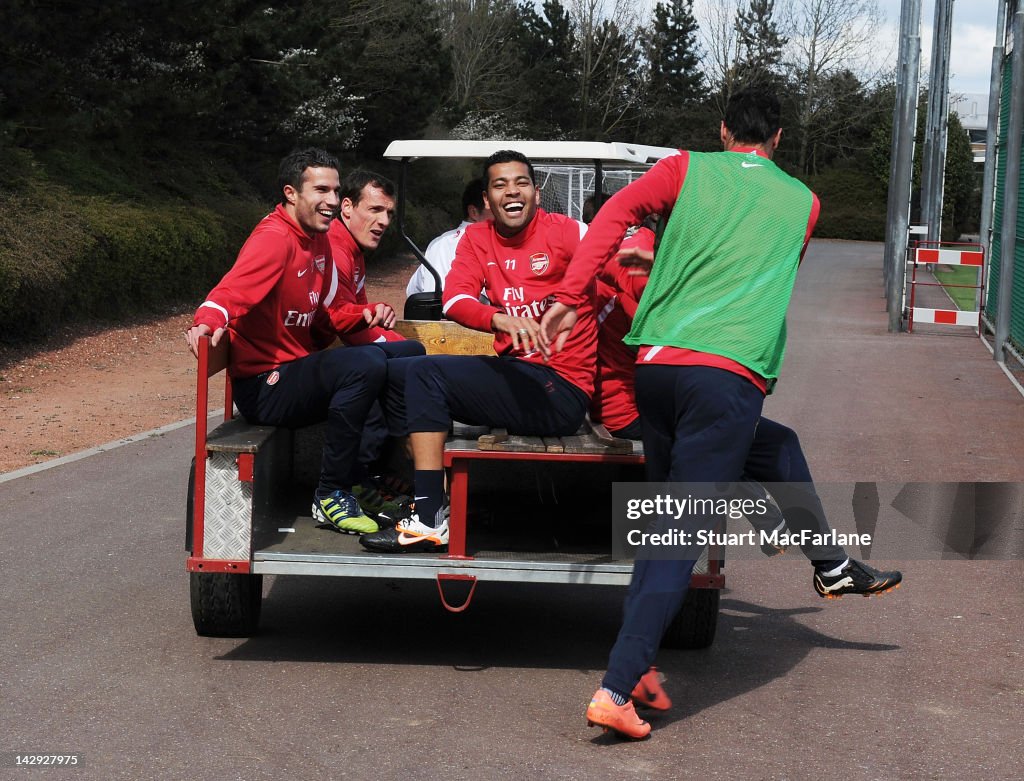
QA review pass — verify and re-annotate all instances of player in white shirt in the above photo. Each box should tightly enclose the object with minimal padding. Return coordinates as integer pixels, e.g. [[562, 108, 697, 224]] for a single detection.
[[406, 178, 492, 296]]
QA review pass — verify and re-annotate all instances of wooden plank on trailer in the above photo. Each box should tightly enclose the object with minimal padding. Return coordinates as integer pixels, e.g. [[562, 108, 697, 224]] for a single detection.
[[393, 319, 494, 355], [589, 422, 635, 453], [542, 437, 565, 453], [452, 422, 491, 439], [477, 428, 509, 447], [206, 417, 278, 453], [479, 434, 548, 453]]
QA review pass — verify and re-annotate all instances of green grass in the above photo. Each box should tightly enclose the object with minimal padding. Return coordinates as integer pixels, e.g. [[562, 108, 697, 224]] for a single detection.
[[936, 265, 984, 311]]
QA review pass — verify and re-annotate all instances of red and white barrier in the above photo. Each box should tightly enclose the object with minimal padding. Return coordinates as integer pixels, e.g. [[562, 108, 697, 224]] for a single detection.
[[914, 247, 984, 267], [910, 307, 980, 327], [906, 243, 985, 332]]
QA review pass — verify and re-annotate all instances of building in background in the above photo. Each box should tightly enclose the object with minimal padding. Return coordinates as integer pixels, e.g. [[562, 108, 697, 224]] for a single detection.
[[951, 92, 990, 163]]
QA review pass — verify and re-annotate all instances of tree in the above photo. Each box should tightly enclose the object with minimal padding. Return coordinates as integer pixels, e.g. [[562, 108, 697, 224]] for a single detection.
[[733, 0, 787, 90], [782, 0, 885, 175], [432, 0, 522, 120], [696, 0, 743, 111], [511, 0, 581, 138], [942, 112, 978, 240], [333, 0, 452, 156], [642, 0, 706, 147], [195, 2, 369, 155], [567, 0, 646, 138]]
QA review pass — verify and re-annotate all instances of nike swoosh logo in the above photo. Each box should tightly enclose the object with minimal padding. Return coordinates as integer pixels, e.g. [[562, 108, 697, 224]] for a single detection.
[[398, 531, 439, 546], [741, 162, 763, 169], [297, 268, 309, 277]]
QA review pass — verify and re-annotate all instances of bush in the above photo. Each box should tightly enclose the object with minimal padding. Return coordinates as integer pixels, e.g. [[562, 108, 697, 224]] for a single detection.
[[68, 198, 230, 316], [0, 177, 263, 343], [805, 166, 888, 242]]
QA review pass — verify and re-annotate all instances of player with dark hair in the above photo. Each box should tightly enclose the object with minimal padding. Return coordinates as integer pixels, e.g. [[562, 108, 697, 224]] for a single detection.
[[327, 169, 425, 517], [186, 148, 393, 536], [359, 150, 597, 553], [407, 178, 493, 297], [543, 89, 902, 739]]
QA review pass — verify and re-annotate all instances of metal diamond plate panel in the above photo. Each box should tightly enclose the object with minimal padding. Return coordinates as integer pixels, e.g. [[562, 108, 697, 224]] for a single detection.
[[693, 544, 709, 575], [203, 452, 252, 560]]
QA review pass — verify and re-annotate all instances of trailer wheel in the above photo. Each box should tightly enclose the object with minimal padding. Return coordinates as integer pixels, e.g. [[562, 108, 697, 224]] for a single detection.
[[190, 571, 263, 637], [662, 588, 719, 650]]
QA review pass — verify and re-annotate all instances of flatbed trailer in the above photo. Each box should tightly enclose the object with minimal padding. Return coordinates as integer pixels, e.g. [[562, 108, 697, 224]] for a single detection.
[[185, 140, 723, 646]]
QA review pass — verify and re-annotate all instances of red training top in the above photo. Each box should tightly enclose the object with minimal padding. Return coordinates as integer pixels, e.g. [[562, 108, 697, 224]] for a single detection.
[[558, 150, 819, 394], [591, 226, 654, 431], [443, 209, 597, 397], [327, 220, 405, 345], [192, 206, 368, 378]]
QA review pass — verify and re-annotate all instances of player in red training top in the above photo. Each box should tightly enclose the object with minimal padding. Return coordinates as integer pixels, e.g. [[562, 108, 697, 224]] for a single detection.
[[328, 170, 412, 347], [359, 149, 597, 553], [591, 222, 655, 440], [543, 90, 901, 740], [327, 170, 426, 517], [185, 148, 391, 537]]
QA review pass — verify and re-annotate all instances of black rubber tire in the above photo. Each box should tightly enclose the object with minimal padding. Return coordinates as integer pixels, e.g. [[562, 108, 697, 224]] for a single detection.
[[190, 571, 263, 637], [661, 587, 719, 650]]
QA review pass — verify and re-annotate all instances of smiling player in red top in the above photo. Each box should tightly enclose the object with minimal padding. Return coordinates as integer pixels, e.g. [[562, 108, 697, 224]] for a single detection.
[[360, 150, 597, 553], [185, 148, 391, 536]]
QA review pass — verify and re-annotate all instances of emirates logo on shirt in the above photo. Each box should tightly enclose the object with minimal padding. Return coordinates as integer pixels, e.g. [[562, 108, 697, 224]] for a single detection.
[[530, 252, 550, 275]]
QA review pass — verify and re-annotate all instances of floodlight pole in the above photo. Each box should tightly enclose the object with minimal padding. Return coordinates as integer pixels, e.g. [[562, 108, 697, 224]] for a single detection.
[[920, 0, 956, 246], [885, 0, 923, 332], [995, 8, 1024, 363]]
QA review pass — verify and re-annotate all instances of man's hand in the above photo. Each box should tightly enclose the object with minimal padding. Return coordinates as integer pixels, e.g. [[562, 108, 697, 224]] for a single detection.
[[363, 303, 397, 330], [491, 312, 547, 358], [185, 323, 226, 359], [539, 302, 578, 354], [617, 245, 654, 276]]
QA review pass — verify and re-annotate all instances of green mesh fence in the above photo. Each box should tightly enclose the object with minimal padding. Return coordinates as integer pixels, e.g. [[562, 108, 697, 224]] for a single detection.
[[989, 50, 1024, 351]]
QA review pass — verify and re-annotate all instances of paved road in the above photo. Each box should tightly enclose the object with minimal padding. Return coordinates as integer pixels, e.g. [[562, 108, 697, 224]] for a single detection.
[[1, 240, 1021, 780]]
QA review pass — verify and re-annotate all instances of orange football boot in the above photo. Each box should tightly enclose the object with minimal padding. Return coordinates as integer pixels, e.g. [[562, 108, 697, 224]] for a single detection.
[[630, 667, 672, 711], [586, 689, 651, 740]]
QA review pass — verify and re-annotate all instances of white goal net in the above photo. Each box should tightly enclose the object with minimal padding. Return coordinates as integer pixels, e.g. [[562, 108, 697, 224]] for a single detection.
[[533, 165, 647, 222]]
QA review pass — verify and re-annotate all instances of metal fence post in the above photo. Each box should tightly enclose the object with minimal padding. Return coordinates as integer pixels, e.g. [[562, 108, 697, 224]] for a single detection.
[[885, 0, 923, 332]]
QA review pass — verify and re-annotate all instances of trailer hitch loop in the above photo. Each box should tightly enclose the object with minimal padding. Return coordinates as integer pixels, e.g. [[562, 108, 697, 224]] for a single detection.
[[436, 573, 478, 613]]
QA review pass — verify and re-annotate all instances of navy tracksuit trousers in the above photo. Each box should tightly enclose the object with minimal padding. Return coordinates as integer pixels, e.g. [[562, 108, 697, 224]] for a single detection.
[[354, 340, 426, 481], [602, 364, 845, 697], [385, 354, 589, 436], [231, 346, 387, 495]]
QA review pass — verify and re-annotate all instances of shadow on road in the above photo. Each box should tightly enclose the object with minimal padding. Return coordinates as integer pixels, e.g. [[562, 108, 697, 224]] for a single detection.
[[217, 579, 899, 722]]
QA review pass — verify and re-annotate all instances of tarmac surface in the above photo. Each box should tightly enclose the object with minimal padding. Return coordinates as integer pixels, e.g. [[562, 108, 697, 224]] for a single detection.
[[1, 239, 1022, 780]]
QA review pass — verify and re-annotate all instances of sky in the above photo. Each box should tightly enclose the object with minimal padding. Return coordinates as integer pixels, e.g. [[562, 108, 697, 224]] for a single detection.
[[878, 0, 1001, 97]]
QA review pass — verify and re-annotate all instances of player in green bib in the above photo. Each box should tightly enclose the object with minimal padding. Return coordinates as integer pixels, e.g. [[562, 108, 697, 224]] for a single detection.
[[543, 88, 902, 740]]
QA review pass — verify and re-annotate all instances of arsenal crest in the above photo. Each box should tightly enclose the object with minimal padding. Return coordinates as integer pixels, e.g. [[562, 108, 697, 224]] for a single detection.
[[530, 252, 550, 275], [314, 255, 326, 273]]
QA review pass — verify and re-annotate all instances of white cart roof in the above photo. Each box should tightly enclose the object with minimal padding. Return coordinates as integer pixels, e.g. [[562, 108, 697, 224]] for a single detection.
[[383, 140, 678, 166]]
